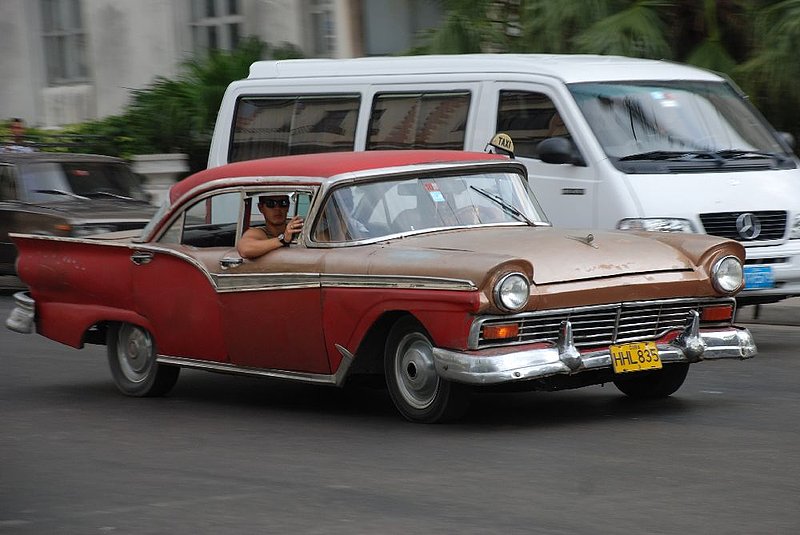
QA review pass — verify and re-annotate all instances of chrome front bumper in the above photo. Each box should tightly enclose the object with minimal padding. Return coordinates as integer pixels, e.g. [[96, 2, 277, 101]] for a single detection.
[[5, 291, 35, 334], [433, 311, 757, 385]]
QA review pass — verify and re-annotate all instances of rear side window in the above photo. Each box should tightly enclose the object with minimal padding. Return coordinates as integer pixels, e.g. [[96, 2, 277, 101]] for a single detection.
[[230, 94, 360, 162], [497, 91, 571, 159], [367, 91, 470, 150]]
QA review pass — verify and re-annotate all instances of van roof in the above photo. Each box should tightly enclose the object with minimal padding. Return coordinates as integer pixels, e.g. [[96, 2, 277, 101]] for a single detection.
[[247, 54, 724, 85]]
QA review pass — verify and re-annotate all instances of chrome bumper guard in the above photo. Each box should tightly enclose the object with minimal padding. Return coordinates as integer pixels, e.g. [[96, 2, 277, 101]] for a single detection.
[[5, 291, 35, 334], [433, 311, 757, 385]]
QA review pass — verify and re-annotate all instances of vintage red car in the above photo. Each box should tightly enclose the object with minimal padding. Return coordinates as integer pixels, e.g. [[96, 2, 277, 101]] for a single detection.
[[6, 150, 757, 422]]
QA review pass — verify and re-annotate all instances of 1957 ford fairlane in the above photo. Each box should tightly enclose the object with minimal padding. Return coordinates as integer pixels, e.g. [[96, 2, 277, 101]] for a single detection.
[[6, 150, 757, 422]]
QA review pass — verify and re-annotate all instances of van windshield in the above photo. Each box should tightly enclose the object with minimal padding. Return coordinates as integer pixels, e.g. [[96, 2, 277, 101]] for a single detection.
[[569, 81, 794, 172]]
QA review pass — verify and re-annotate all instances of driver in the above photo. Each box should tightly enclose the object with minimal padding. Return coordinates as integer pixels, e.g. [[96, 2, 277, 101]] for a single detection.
[[237, 195, 304, 259]]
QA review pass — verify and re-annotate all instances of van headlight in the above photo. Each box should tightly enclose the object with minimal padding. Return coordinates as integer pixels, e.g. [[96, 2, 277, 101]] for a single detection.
[[617, 218, 695, 232], [712, 256, 744, 294], [789, 214, 800, 239], [494, 273, 530, 312]]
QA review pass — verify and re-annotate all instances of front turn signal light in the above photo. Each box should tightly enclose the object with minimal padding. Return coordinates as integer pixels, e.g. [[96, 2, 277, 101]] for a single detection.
[[483, 324, 519, 340], [701, 305, 734, 322]]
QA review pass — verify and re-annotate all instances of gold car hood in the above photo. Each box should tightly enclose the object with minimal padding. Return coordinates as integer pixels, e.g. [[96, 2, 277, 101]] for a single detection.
[[385, 227, 699, 284]]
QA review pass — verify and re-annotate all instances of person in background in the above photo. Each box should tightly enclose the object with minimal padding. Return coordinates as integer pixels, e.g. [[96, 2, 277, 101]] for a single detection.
[[10, 118, 25, 144], [237, 195, 303, 259]]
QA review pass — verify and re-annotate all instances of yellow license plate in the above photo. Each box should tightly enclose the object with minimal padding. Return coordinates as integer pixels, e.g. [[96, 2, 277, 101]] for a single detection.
[[610, 341, 662, 374]]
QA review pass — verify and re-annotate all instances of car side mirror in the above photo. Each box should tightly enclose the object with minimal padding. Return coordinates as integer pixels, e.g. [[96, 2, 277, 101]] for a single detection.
[[537, 137, 585, 166]]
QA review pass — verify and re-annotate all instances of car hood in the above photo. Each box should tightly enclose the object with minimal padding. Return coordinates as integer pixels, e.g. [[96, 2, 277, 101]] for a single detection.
[[23, 198, 157, 222], [370, 226, 724, 285], [623, 168, 800, 218]]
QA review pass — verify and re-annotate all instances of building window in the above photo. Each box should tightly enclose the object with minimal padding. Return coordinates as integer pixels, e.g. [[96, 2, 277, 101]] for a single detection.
[[41, 0, 88, 85], [308, 0, 335, 57], [190, 0, 243, 53]]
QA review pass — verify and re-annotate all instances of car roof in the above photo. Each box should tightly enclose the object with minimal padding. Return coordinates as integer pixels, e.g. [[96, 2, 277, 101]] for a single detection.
[[0, 151, 126, 164], [246, 54, 724, 85], [170, 150, 509, 203]]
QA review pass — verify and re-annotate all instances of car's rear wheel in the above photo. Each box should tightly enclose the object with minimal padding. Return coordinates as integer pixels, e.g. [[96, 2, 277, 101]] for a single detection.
[[384, 316, 469, 423], [107, 322, 179, 397], [613, 363, 690, 399]]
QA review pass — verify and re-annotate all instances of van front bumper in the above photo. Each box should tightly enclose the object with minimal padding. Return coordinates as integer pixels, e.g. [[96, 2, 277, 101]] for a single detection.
[[432, 314, 756, 385]]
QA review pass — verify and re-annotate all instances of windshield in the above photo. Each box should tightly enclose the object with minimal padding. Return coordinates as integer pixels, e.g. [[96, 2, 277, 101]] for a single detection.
[[312, 170, 548, 243], [20, 161, 148, 202], [569, 81, 792, 169]]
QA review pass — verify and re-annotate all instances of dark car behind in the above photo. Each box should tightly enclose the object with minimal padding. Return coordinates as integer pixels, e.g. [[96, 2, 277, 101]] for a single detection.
[[0, 152, 157, 276]]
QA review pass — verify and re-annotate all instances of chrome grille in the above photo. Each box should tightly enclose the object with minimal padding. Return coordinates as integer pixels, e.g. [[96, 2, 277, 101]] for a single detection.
[[475, 298, 734, 349], [699, 211, 786, 241]]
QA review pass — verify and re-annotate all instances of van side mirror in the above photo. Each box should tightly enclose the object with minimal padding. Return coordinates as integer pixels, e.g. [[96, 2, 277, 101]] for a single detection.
[[778, 131, 796, 150], [537, 137, 585, 166]]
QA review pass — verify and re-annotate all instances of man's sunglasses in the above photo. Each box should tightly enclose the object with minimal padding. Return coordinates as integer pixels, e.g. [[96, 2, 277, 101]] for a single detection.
[[259, 198, 290, 208]]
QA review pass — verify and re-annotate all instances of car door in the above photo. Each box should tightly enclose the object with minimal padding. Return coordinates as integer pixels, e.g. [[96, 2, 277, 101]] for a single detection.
[[128, 191, 244, 363], [484, 82, 599, 229], [215, 189, 330, 374]]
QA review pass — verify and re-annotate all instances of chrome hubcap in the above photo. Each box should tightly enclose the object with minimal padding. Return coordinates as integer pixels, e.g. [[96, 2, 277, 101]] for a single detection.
[[117, 324, 154, 383], [394, 332, 439, 410]]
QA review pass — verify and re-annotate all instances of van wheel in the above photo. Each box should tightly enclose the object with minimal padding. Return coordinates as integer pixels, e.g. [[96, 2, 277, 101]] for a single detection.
[[384, 316, 469, 423], [106, 323, 179, 397], [613, 363, 690, 399]]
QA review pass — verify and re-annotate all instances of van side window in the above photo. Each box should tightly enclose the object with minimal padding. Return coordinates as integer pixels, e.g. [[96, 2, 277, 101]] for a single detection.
[[367, 92, 470, 150], [497, 91, 572, 159], [230, 95, 360, 162]]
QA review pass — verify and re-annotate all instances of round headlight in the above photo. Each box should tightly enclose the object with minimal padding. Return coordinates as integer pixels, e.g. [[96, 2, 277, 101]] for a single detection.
[[494, 273, 530, 312], [712, 256, 743, 294]]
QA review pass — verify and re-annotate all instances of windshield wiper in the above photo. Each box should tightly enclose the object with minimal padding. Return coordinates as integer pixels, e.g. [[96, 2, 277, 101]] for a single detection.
[[715, 149, 790, 164], [84, 191, 136, 201], [469, 186, 536, 226], [32, 189, 89, 200], [618, 150, 724, 164]]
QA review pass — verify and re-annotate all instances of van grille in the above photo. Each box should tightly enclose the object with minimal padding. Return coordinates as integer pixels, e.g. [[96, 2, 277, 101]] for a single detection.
[[699, 211, 786, 241], [475, 298, 733, 349]]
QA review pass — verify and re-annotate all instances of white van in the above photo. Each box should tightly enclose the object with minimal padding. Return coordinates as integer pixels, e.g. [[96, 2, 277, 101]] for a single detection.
[[208, 54, 800, 304]]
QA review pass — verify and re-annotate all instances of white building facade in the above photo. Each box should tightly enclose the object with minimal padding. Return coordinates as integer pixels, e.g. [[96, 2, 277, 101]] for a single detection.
[[0, 0, 442, 129]]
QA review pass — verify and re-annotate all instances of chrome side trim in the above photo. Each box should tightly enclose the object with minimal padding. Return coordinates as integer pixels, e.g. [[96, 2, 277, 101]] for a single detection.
[[320, 273, 477, 290], [433, 324, 757, 386], [157, 351, 354, 387], [213, 272, 321, 292]]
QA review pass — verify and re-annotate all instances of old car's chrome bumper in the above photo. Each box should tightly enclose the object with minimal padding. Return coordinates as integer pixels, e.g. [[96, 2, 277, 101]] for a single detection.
[[5, 291, 35, 334], [432, 312, 757, 385]]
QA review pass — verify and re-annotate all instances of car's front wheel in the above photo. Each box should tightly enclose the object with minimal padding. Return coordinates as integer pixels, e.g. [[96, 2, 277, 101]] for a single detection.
[[384, 316, 469, 423], [106, 322, 179, 397], [613, 363, 690, 399]]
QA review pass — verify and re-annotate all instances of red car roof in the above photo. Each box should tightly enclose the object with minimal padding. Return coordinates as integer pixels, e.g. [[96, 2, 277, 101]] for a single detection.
[[170, 150, 507, 203]]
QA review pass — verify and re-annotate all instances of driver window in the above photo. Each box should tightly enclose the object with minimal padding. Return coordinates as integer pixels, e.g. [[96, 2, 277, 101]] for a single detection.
[[496, 90, 572, 159]]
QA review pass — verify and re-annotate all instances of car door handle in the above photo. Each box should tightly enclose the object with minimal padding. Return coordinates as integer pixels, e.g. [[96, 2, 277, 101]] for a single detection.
[[220, 257, 244, 269], [130, 251, 153, 265]]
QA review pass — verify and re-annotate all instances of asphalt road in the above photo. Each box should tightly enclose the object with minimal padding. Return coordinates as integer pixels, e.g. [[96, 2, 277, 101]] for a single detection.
[[1, 294, 798, 535]]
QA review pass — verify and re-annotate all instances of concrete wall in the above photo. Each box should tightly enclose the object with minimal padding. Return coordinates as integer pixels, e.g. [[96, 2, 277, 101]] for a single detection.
[[0, 0, 441, 129], [0, 0, 43, 127]]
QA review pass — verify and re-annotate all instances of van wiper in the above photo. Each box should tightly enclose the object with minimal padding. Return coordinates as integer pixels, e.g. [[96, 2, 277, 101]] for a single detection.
[[715, 149, 790, 164], [33, 189, 89, 200], [618, 150, 724, 164], [469, 186, 536, 226]]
